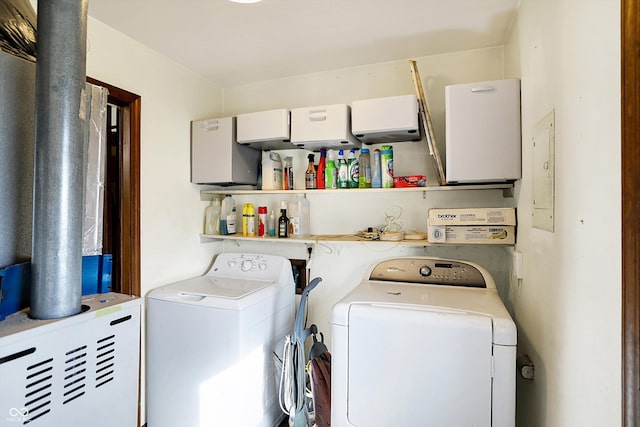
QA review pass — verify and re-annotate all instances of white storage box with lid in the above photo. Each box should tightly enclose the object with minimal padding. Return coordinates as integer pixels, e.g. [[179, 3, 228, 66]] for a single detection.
[[445, 79, 521, 183], [290, 104, 360, 151], [351, 94, 421, 143], [236, 109, 297, 150], [191, 116, 260, 185]]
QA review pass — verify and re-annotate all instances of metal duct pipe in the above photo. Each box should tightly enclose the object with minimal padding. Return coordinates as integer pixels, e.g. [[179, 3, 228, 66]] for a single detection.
[[31, 0, 88, 319]]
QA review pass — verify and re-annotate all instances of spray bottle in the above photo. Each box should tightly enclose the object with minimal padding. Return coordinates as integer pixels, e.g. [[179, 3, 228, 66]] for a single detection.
[[337, 149, 349, 189], [348, 148, 359, 188], [324, 150, 338, 189]]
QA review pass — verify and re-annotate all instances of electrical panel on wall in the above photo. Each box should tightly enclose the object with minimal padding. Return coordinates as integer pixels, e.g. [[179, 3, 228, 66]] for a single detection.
[[532, 110, 555, 232]]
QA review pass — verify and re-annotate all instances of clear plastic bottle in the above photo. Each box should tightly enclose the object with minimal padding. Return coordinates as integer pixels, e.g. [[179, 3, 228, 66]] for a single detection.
[[305, 153, 316, 189], [324, 150, 338, 189], [337, 149, 349, 189], [288, 194, 311, 238], [358, 148, 372, 188], [283, 156, 294, 190], [268, 210, 276, 237], [219, 195, 237, 235], [204, 198, 221, 235], [348, 148, 359, 188], [372, 149, 382, 188]]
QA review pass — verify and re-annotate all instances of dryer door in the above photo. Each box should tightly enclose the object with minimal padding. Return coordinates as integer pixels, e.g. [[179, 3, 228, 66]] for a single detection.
[[346, 304, 493, 427]]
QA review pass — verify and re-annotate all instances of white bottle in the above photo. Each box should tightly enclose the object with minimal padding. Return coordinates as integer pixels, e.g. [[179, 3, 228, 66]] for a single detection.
[[204, 198, 221, 235], [288, 194, 311, 238], [262, 151, 283, 190]]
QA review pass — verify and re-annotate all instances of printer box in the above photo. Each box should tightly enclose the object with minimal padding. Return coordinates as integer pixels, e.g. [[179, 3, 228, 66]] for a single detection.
[[427, 225, 516, 245], [428, 207, 516, 226]]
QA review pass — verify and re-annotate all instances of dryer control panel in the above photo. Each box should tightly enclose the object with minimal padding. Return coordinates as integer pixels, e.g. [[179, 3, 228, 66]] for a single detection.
[[369, 257, 491, 288]]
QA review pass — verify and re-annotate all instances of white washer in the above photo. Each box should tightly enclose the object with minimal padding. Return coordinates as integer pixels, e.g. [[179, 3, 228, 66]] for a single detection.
[[331, 257, 517, 427], [146, 253, 295, 427]]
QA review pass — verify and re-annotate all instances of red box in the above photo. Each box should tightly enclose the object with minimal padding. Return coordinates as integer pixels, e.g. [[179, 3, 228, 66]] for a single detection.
[[393, 175, 426, 187]]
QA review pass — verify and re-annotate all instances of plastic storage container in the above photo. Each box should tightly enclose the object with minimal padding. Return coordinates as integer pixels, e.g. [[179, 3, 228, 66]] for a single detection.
[[445, 79, 521, 183], [290, 104, 360, 150], [351, 94, 421, 143], [191, 117, 260, 185], [236, 109, 296, 150]]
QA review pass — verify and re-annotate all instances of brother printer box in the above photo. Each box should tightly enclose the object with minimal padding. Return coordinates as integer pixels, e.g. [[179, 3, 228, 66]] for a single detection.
[[428, 208, 516, 244]]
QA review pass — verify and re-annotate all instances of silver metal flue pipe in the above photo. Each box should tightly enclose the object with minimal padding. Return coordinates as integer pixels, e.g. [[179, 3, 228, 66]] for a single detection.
[[31, 0, 89, 319]]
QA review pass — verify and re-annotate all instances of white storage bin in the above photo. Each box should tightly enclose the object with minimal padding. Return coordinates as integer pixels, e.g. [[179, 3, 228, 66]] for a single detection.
[[445, 79, 521, 183], [191, 117, 260, 185], [290, 104, 360, 151], [351, 94, 421, 143], [236, 108, 297, 150]]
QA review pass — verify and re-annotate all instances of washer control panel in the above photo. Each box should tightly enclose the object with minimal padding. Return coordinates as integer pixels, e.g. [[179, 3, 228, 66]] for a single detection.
[[369, 257, 489, 288], [207, 253, 286, 281]]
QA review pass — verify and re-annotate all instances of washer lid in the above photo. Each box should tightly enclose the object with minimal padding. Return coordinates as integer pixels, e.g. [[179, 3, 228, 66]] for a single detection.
[[147, 276, 278, 310], [332, 280, 516, 346]]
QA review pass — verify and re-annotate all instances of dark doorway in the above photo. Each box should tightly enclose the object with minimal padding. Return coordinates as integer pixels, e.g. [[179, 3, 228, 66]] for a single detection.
[[87, 77, 141, 297]]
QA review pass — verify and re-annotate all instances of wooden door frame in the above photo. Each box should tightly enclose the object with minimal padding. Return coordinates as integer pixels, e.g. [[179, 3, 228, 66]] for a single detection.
[[622, 0, 639, 424], [87, 77, 141, 298]]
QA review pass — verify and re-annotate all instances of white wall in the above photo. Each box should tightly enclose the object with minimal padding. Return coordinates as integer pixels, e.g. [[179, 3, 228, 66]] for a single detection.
[[86, 17, 226, 293], [221, 48, 514, 356], [503, 0, 621, 425], [84, 17, 226, 425]]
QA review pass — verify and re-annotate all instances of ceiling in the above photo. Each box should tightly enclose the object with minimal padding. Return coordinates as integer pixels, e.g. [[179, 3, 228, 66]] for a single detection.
[[88, 0, 520, 88]]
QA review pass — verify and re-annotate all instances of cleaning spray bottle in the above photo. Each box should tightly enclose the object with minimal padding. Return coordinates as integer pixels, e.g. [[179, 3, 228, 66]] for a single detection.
[[348, 148, 359, 188], [324, 150, 338, 189], [337, 149, 349, 189]]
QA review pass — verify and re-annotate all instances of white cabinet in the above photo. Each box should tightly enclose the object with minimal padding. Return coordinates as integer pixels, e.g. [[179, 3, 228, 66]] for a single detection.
[[351, 94, 421, 143], [445, 79, 521, 184], [290, 104, 360, 151], [191, 117, 261, 185], [236, 109, 297, 150]]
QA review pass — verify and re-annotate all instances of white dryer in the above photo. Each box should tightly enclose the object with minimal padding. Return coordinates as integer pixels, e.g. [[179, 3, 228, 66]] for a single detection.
[[331, 257, 516, 427], [146, 253, 295, 427]]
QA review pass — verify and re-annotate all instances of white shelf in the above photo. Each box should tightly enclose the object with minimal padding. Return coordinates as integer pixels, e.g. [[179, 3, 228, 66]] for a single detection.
[[199, 183, 516, 247], [199, 233, 514, 246], [200, 183, 514, 199]]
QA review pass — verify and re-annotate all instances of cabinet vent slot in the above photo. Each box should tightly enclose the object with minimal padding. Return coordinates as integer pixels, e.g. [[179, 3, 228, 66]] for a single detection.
[[0, 347, 36, 365], [62, 344, 88, 407], [23, 357, 53, 425], [95, 335, 117, 388]]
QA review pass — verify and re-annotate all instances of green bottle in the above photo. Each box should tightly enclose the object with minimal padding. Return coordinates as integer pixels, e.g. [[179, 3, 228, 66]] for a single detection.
[[324, 150, 338, 189]]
